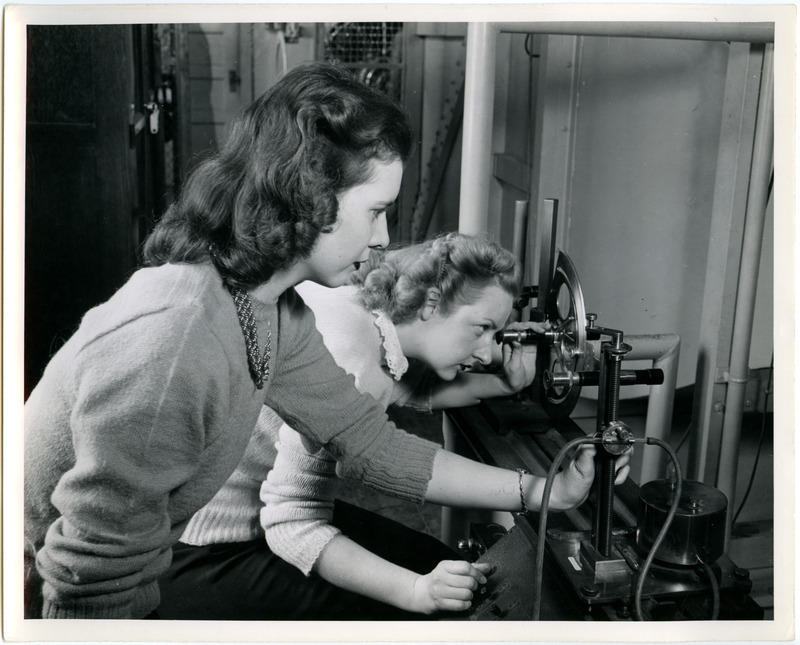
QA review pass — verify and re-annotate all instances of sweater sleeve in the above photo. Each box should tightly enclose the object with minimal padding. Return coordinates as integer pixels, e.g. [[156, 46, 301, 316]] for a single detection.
[[265, 292, 441, 503], [35, 312, 232, 619], [260, 425, 341, 576]]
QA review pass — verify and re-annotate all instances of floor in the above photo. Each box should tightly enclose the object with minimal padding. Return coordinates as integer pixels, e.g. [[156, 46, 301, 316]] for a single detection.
[[335, 390, 775, 620]]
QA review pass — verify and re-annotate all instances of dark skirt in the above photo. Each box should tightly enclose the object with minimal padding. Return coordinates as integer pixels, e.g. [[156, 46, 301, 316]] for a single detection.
[[156, 500, 462, 620]]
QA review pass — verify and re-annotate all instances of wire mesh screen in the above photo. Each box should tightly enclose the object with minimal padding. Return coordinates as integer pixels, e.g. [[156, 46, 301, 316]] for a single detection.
[[322, 23, 404, 100]]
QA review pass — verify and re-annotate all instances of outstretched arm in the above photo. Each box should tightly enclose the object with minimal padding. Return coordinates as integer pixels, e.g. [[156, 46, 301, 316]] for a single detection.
[[261, 424, 490, 615], [425, 444, 631, 512], [315, 538, 492, 615], [262, 418, 629, 614]]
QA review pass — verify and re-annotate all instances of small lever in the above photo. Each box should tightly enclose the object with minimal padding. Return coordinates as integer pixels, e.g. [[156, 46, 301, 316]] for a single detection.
[[144, 101, 160, 134]]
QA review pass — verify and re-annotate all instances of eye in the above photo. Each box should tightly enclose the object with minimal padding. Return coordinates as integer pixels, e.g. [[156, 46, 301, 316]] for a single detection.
[[374, 203, 396, 220]]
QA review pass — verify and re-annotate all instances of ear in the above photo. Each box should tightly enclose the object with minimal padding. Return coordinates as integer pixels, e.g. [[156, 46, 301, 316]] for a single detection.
[[420, 287, 440, 321]]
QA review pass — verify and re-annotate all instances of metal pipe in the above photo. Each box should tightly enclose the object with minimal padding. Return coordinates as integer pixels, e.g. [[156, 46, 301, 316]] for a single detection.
[[458, 22, 498, 236], [490, 21, 773, 43], [591, 334, 681, 483], [686, 42, 759, 482], [457, 22, 772, 240], [716, 44, 774, 541]]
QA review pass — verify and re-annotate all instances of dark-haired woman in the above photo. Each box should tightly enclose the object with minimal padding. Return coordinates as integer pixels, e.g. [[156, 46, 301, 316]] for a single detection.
[[24, 61, 434, 619]]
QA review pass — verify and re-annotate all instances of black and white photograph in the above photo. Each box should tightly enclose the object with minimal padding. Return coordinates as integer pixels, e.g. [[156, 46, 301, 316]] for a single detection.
[[3, 3, 795, 643]]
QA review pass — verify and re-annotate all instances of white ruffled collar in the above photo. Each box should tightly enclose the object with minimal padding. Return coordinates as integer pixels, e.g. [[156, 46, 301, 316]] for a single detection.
[[372, 310, 408, 381]]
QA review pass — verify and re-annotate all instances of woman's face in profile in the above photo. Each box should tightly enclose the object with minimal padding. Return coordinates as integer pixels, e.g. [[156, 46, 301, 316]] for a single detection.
[[304, 158, 402, 288], [413, 284, 513, 381]]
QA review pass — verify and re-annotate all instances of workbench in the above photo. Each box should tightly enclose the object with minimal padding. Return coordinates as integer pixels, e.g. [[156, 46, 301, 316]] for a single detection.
[[442, 399, 765, 621]]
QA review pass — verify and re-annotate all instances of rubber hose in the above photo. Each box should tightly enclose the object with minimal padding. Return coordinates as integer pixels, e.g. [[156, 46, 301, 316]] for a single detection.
[[633, 436, 683, 620]]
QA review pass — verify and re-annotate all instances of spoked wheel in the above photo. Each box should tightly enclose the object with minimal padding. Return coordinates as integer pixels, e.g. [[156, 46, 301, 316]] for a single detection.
[[537, 251, 596, 418]]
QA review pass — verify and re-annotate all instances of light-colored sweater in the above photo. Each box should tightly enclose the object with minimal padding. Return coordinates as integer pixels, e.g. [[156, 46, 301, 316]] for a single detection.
[[181, 283, 436, 575], [24, 266, 440, 619]]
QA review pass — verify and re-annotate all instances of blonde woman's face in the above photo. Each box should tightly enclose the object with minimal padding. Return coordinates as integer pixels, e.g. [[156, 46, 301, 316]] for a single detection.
[[415, 284, 513, 381], [304, 159, 402, 288]]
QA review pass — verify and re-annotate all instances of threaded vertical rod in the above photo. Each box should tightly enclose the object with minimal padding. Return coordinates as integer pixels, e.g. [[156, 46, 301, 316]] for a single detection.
[[594, 345, 624, 556], [605, 355, 622, 424], [596, 455, 617, 556]]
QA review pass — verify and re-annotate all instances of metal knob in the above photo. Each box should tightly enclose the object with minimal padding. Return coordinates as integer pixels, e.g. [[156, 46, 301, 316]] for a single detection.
[[600, 421, 635, 456]]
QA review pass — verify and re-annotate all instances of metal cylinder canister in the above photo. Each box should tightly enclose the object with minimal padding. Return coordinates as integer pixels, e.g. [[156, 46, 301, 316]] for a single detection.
[[636, 479, 728, 566]]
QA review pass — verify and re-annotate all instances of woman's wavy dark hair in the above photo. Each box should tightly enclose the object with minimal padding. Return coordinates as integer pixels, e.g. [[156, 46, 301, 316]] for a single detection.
[[142, 61, 413, 288], [351, 233, 521, 324]]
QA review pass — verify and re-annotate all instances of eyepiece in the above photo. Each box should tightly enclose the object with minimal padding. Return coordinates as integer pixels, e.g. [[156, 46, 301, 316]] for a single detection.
[[494, 329, 539, 345]]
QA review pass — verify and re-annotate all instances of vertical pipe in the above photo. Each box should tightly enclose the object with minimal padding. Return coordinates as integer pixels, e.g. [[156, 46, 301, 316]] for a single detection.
[[687, 43, 758, 482], [717, 44, 774, 541], [458, 22, 497, 235], [447, 21, 498, 546], [446, 22, 498, 548]]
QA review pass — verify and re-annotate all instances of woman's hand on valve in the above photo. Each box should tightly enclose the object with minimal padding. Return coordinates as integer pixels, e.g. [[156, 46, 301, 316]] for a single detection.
[[409, 560, 494, 614], [547, 445, 632, 510], [499, 321, 551, 393]]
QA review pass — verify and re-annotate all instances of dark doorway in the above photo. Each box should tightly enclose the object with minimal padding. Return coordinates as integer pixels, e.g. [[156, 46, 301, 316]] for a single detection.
[[24, 24, 169, 398]]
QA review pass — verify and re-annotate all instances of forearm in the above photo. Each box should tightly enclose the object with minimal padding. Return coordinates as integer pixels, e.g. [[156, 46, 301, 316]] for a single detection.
[[260, 425, 341, 575], [267, 311, 438, 501], [40, 426, 196, 618], [425, 449, 556, 511], [427, 373, 514, 410], [38, 528, 168, 619], [314, 536, 419, 612]]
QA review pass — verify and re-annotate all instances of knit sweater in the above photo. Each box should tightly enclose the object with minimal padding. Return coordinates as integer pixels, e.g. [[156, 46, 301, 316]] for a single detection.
[[181, 283, 436, 565], [24, 265, 440, 619]]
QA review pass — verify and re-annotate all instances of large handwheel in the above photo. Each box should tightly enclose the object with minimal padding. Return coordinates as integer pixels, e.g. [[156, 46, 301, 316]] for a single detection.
[[537, 251, 596, 418]]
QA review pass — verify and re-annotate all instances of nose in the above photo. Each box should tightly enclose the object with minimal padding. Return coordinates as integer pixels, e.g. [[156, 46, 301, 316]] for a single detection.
[[473, 336, 493, 366], [369, 212, 390, 250]]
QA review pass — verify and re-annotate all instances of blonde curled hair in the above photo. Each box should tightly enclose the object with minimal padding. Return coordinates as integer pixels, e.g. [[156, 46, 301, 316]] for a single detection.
[[352, 232, 520, 324]]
